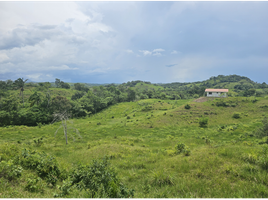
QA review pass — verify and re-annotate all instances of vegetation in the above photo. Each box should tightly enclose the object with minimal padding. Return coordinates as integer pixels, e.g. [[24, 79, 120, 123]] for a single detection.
[[1, 75, 268, 197]]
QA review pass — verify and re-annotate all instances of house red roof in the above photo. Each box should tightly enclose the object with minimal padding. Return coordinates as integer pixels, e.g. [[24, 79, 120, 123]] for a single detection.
[[205, 89, 228, 92]]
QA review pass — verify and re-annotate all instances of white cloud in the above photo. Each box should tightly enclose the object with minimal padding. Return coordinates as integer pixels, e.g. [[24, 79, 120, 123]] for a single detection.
[[171, 50, 178, 54], [153, 52, 162, 56], [0, 53, 9, 62], [0, 2, 89, 32], [47, 65, 79, 71], [139, 50, 152, 56], [126, 49, 133, 53], [153, 48, 165, 52]]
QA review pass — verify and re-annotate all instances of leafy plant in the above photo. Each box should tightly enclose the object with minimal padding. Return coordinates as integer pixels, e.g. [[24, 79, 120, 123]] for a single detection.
[[69, 156, 134, 198], [199, 117, 208, 127], [25, 176, 45, 193], [0, 160, 23, 181], [15, 148, 61, 186], [33, 137, 44, 147], [185, 104, 191, 109], [255, 117, 268, 138], [232, 112, 241, 119], [175, 142, 191, 156]]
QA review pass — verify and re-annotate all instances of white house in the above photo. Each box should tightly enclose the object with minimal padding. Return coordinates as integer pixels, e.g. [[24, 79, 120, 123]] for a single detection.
[[205, 89, 228, 97]]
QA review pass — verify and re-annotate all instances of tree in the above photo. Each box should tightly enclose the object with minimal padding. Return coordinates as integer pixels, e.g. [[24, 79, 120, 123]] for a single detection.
[[55, 78, 61, 88], [127, 88, 136, 102], [14, 78, 28, 106], [29, 92, 43, 107], [52, 111, 81, 145], [50, 96, 72, 113], [61, 82, 70, 89]]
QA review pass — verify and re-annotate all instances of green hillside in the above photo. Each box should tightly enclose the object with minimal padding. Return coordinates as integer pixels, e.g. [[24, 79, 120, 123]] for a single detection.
[[1, 96, 268, 197]]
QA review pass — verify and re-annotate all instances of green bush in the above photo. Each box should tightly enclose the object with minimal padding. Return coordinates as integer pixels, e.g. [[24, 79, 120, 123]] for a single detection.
[[184, 104, 191, 109], [54, 179, 73, 197], [0, 143, 20, 161], [69, 156, 134, 198], [199, 117, 208, 127], [175, 143, 191, 156], [0, 160, 23, 181], [33, 137, 43, 147], [232, 112, 241, 119], [255, 117, 268, 138], [14, 149, 61, 186], [175, 143, 185, 154], [216, 101, 228, 107], [25, 176, 45, 193]]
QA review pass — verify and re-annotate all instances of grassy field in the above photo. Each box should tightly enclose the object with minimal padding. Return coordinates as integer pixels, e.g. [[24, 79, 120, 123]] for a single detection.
[[1, 96, 268, 197]]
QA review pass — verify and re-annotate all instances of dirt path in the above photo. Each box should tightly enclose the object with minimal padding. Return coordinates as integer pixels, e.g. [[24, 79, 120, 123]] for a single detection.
[[193, 97, 212, 102]]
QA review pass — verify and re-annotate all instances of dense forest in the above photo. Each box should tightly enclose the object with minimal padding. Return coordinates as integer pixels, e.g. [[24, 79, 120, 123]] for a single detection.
[[0, 75, 268, 127]]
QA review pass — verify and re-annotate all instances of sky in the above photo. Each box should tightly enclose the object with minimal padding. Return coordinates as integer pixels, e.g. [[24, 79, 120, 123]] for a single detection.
[[0, 1, 267, 84]]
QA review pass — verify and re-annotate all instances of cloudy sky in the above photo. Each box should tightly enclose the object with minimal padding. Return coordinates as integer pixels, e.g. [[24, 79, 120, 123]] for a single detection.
[[0, 1, 267, 83]]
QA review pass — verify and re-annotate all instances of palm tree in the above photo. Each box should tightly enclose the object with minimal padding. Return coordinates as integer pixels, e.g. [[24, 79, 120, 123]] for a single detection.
[[14, 78, 28, 107], [29, 92, 42, 107]]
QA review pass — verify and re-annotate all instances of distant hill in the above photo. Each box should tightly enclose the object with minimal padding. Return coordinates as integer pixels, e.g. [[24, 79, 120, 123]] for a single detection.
[[159, 75, 267, 89]]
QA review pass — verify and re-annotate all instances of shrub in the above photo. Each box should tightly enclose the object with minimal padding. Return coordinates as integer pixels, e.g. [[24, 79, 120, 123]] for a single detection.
[[199, 117, 208, 127], [255, 117, 268, 138], [175, 143, 191, 156], [69, 156, 134, 198], [14, 149, 61, 186], [54, 179, 73, 197], [216, 101, 228, 107], [33, 137, 43, 147], [37, 122, 42, 128], [232, 112, 241, 119], [184, 104, 191, 109], [127, 116, 131, 119], [0, 160, 23, 181], [175, 143, 185, 154], [0, 143, 20, 161], [25, 176, 45, 193]]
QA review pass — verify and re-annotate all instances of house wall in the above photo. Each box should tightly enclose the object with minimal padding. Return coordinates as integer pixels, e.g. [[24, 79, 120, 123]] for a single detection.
[[207, 92, 227, 97]]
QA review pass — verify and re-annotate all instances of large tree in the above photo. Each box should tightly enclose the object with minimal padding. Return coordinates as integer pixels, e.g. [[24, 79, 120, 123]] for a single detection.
[[14, 78, 28, 106]]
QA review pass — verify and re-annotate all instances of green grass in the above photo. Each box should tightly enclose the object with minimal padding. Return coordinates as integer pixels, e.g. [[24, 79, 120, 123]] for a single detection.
[[1, 97, 268, 197]]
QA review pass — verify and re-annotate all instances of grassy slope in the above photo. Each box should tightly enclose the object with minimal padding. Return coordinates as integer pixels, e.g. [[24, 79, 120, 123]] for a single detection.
[[1, 97, 268, 197]]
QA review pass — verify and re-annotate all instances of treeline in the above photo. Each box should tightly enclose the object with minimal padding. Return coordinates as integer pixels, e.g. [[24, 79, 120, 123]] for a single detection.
[[160, 75, 268, 97], [1, 75, 268, 127]]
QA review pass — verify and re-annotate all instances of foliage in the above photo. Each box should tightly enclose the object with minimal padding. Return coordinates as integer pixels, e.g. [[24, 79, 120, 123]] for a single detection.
[[25, 176, 45, 193], [185, 104, 191, 109], [0, 160, 23, 181], [232, 112, 241, 119], [69, 157, 134, 198], [255, 117, 268, 138], [14, 148, 61, 186], [175, 143, 191, 156], [199, 117, 208, 127]]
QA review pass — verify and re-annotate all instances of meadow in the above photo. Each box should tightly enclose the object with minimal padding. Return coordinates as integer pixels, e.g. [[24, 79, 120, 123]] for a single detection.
[[1, 96, 268, 197]]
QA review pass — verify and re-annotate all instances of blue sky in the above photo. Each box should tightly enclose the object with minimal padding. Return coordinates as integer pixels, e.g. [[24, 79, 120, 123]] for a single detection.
[[0, 1, 267, 83]]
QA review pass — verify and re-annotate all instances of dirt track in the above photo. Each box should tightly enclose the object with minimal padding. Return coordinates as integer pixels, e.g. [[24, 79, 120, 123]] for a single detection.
[[193, 97, 214, 102]]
